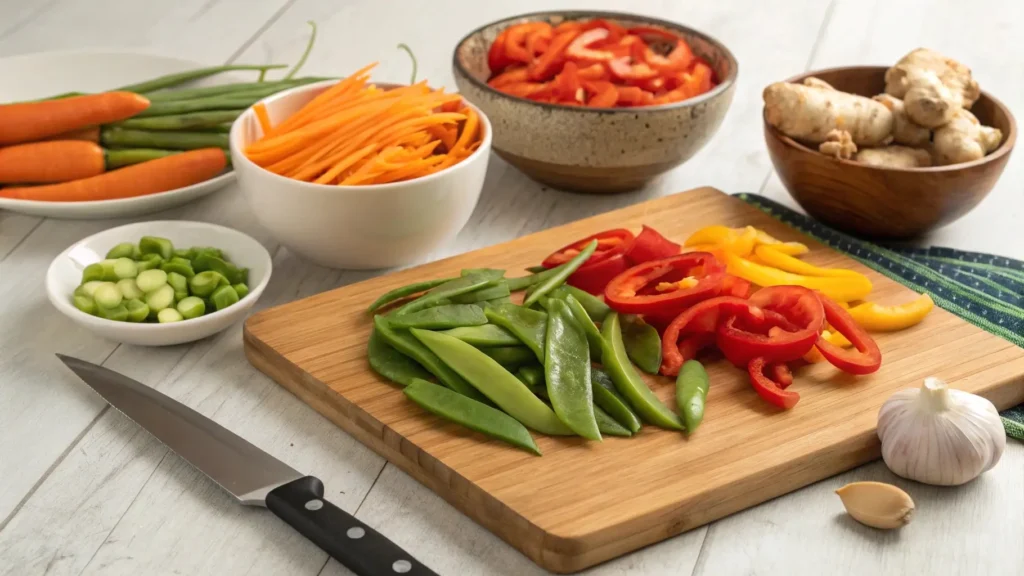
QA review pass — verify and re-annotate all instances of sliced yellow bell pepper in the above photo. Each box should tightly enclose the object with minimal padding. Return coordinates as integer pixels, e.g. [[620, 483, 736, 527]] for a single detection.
[[744, 228, 809, 256], [723, 252, 873, 302], [846, 293, 934, 331], [685, 225, 756, 256], [754, 245, 866, 279]]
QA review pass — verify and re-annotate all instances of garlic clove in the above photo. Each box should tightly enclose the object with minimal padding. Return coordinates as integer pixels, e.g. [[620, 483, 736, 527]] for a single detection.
[[836, 481, 915, 529]]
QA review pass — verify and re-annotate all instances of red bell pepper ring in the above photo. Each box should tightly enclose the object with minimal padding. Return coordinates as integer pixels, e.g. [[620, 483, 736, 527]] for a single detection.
[[748, 357, 800, 409], [616, 85, 655, 106], [565, 28, 616, 62], [720, 275, 752, 298], [716, 286, 824, 367], [581, 19, 629, 41], [608, 56, 659, 81], [770, 362, 794, 389], [585, 80, 618, 108], [566, 253, 630, 295], [605, 252, 727, 316], [488, 30, 513, 74], [643, 39, 695, 73], [505, 22, 552, 63], [553, 61, 583, 102], [660, 295, 757, 376], [527, 30, 579, 81], [624, 225, 681, 264], [526, 28, 553, 59], [813, 295, 883, 374], [541, 228, 633, 268]]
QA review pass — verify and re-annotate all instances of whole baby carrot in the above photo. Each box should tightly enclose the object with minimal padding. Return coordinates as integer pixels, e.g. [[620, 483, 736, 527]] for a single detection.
[[0, 91, 150, 145]]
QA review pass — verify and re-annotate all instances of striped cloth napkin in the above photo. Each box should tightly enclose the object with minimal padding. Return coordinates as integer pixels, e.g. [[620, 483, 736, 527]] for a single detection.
[[736, 193, 1024, 440]]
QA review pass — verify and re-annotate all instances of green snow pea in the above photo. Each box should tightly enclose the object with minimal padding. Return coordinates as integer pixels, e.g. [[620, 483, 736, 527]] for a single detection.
[[440, 324, 520, 347], [591, 367, 642, 433], [524, 265, 548, 274], [367, 328, 433, 386], [676, 360, 710, 433], [410, 329, 572, 436], [523, 240, 597, 307], [505, 264, 567, 292], [445, 281, 511, 304], [367, 278, 453, 313], [600, 312, 683, 431], [481, 346, 534, 368], [520, 368, 630, 438], [461, 268, 505, 280], [404, 379, 540, 455], [594, 406, 632, 437], [372, 316, 487, 402], [516, 364, 545, 387], [562, 294, 604, 359], [395, 274, 497, 316], [386, 304, 487, 330], [484, 303, 547, 362], [544, 298, 599, 440], [549, 285, 611, 323], [621, 315, 662, 374]]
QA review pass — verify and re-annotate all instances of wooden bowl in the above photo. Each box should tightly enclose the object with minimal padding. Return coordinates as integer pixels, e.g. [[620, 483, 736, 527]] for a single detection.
[[453, 11, 738, 194], [764, 66, 1016, 239]]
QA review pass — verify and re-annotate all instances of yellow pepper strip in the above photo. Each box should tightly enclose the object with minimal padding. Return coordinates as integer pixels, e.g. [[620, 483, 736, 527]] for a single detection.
[[846, 293, 935, 332], [754, 245, 866, 279], [656, 277, 699, 292], [684, 225, 756, 256], [724, 252, 873, 302], [746, 228, 809, 256], [729, 226, 757, 257]]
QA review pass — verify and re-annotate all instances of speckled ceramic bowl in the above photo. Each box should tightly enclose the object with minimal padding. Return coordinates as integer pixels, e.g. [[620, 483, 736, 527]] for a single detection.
[[453, 11, 737, 193]]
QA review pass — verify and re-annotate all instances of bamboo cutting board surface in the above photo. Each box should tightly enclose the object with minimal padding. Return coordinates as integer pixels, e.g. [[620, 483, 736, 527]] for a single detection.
[[243, 187, 1024, 574]]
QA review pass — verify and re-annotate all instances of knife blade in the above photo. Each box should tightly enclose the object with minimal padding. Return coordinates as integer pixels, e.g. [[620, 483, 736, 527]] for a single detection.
[[58, 354, 438, 576]]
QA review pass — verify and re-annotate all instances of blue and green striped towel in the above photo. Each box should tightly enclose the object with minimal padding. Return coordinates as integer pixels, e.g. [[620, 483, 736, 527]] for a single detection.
[[736, 193, 1024, 440]]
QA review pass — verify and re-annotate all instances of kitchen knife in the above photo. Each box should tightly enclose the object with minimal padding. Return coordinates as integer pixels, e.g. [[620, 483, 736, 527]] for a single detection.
[[57, 354, 438, 576]]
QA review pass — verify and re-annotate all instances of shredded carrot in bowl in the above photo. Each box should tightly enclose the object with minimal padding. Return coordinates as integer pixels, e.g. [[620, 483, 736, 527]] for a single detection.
[[244, 63, 484, 186]]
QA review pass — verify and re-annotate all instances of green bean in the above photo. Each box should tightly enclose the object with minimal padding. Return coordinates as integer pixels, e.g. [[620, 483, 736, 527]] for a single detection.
[[94, 283, 123, 309], [158, 308, 184, 323], [96, 303, 128, 321], [544, 298, 600, 440], [113, 110, 243, 130], [126, 299, 150, 322], [404, 379, 540, 455], [549, 285, 610, 322], [134, 94, 262, 118], [621, 315, 662, 374], [411, 329, 572, 436], [445, 282, 511, 304], [601, 312, 683, 431], [676, 360, 710, 433], [562, 294, 604, 359], [286, 21, 318, 80], [112, 258, 137, 279], [117, 64, 288, 93], [591, 368, 642, 433], [395, 274, 497, 316], [210, 285, 240, 310], [104, 149, 179, 169], [189, 271, 221, 297], [145, 284, 175, 314], [461, 268, 505, 280], [483, 303, 547, 362], [387, 304, 487, 330], [505, 265, 567, 292], [594, 405, 633, 437], [144, 77, 329, 101], [161, 258, 196, 279], [101, 129, 229, 150], [372, 316, 486, 402], [176, 296, 206, 320], [105, 242, 136, 259], [73, 295, 96, 315], [439, 324, 520, 347], [136, 269, 169, 293], [523, 240, 597, 307], [480, 346, 535, 368], [139, 236, 174, 260], [116, 279, 144, 300], [367, 278, 454, 313], [367, 328, 432, 387], [233, 283, 250, 299]]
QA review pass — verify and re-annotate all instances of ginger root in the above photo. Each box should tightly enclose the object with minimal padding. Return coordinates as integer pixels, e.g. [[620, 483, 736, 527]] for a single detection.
[[885, 48, 980, 128], [819, 129, 857, 160], [855, 146, 932, 168], [763, 82, 893, 146], [932, 109, 1003, 165], [872, 94, 931, 147]]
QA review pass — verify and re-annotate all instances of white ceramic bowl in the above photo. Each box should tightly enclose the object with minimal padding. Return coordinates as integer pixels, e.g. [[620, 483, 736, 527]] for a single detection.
[[47, 221, 272, 346], [229, 80, 491, 269]]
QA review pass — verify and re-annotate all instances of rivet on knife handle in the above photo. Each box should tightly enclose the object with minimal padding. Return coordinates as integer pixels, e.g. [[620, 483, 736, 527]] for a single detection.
[[266, 476, 439, 576]]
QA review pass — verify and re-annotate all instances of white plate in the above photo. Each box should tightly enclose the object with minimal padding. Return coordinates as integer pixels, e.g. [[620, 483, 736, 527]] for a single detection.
[[0, 51, 237, 220], [46, 221, 272, 346]]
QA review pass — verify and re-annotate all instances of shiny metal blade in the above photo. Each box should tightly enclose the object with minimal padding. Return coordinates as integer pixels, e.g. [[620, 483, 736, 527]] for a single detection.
[[58, 354, 302, 505]]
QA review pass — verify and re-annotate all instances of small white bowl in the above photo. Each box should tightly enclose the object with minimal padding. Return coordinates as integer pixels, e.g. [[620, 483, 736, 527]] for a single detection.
[[46, 221, 272, 346], [229, 80, 491, 270]]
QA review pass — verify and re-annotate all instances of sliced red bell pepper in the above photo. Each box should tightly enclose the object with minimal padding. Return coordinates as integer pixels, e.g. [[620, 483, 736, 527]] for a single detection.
[[643, 39, 695, 72], [748, 357, 800, 409], [553, 21, 585, 35], [542, 228, 634, 268], [581, 18, 628, 41], [585, 80, 618, 108], [770, 362, 794, 389], [526, 28, 553, 59], [488, 30, 513, 74], [678, 61, 714, 97], [661, 295, 757, 375], [527, 30, 579, 81], [813, 295, 882, 374], [716, 285, 824, 366], [616, 85, 655, 106], [566, 28, 616, 62], [553, 61, 583, 102], [567, 253, 630, 294], [720, 275, 752, 298], [626, 26, 683, 43], [624, 225, 681, 264], [637, 76, 666, 93], [505, 22, 552, 63], [488, 67, 529, 88], [577, 63, 609, 81], [608, 56, 658, 80], [605, 252, 727, 316], [501, 81, 553, 100]]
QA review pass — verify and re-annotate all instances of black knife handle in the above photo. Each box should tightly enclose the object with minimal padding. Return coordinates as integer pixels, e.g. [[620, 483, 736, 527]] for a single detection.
[[267, 476, 438, 576]]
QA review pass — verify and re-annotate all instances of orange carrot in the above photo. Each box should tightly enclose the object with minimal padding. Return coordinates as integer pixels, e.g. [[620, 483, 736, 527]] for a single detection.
[[0, 148, 225, 202], [0, 91, 149, 146], [253, 103, 272, 136], [41, 126, 101, 143], [0, 141, 105, 183]]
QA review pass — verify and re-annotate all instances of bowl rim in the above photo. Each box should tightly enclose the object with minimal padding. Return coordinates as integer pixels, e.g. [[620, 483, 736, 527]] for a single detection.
[[229, 80, 493, 195], [46, 220, 273, 332], [451, 9, 739, 113], [764, 64, 1018, 173]]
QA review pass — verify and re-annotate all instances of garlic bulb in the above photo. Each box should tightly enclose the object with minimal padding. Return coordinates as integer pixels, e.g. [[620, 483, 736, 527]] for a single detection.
[[878, 377, 1005, 485]]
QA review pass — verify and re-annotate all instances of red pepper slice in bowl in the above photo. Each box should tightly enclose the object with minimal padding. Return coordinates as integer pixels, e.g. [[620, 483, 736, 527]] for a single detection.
[[660, 295, 757, 376], [565, 28, 616, 62], [624, 225, 681, 264], [716, 285, 824, 366], [505, 22, 552, 63], [748, 356, 800, 409], [642, 39, 695, 72], [813, 295, 882, 374], [488, 30, 513, 74], [527, 30, 579, 81], [605, 251, 726, 316]]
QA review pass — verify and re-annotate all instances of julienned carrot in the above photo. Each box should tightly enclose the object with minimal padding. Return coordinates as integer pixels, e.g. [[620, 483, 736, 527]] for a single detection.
[[0, 141, 178, 183], [0, 148, 226, 202], [253, 103, 272, 135], [0, 91, 150, 146]]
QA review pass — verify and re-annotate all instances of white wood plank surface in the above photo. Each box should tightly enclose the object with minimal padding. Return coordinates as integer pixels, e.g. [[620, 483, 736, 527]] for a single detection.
[[1, 0, 1022, 575]]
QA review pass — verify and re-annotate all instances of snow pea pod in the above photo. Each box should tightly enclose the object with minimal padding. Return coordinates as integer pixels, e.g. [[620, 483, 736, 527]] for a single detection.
[[404, 379, 540, 455], [563, 294, 604, 359], [387, 304, 487, 330], [516, 364, 545, 387], [600, 312, 684, 431], [461, 268, 505, 280], [446, 281, 511, 304], [594, 406, 632, 437], [372, 316, 487, 402], [484, 303, 548, 362], [545, 298, 600, 440], [396, 274, 497, 316], [440, 324, 520, 347], [481, 346, 535, 368], [367, 278, 453, 312], [368, 328, 432, 386], [523, 240, 598, 307], [591, 367, 642, 433], [676, 360, 710, 433], [411, 329, 573, 436], [524, 265, 548, 274], [550, 285, 611, 323], [506, 263, 573, 293], [621, 315, 662, 374]]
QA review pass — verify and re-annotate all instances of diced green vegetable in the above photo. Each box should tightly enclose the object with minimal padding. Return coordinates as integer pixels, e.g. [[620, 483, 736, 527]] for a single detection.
[[173, 248, 194, 259], [210, 285, 240, 310], [126, 299, 150, 322], [75, 281, 105, 298], [160, 257, 195, 279], [158, 308, 184, 323], [145, 284, 175, 313], [81, 263, 106, 284], [136, 254, 162, 272], [94, 283, 123, 309], [192, 253, 244, 284], [176, 296, 206, 319], [105, 242, 136, 259], [167, 271, 188, 294], [189, 271, 221, 297], [139, 236, 174, 260], [73, 295, 96, 315], [387, 304, 488, 330], [112, 257, 138, 279], [232, 283, 249, 299], [96, 304, 128, 321], [136, 269, 169, 293], [116, 279, 144, 300]]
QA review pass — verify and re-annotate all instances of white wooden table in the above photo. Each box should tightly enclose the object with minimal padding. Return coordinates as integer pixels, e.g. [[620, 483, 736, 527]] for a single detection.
[[1, 1, 1021, 574]]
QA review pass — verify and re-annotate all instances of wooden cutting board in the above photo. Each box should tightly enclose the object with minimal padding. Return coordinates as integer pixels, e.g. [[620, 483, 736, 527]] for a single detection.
[[243, 187, 1024, 574]]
